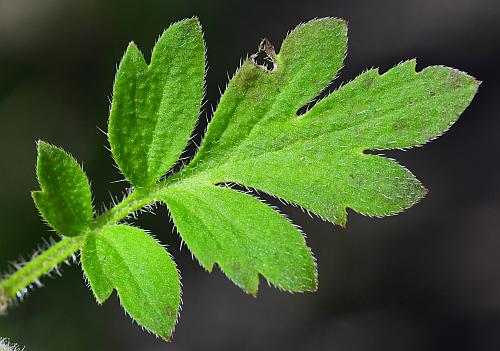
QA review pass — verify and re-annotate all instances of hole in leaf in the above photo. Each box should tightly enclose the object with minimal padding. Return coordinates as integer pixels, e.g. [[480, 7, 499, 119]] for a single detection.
[[251, 38, 277, 72]]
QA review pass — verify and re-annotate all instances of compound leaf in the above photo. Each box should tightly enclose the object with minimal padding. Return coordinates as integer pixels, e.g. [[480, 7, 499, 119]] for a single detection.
[[12, 16, 481, 342], [109, 18, 205, 187], [162, 184, 316, 294], [32, 141, 93, 236], [81, 225, 180, 340]]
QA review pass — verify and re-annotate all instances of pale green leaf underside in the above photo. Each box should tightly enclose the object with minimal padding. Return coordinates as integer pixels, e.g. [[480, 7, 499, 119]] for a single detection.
[[162, 184, 316, 294], [177, 20, 479, 225], [13, 16, 479, 343], [101, 17, 477, 302], [32, 141, 93, 236], [81, 225, 180, 339], [109, 18, 205, 187], [189, 18, 348, 169]]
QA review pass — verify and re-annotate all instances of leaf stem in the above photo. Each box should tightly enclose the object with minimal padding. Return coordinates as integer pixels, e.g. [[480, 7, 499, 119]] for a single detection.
[[0, 236, 82, 309], [0, 182, 168, 310]]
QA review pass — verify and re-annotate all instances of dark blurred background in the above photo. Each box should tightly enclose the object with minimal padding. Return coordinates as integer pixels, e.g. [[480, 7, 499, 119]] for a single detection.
[[0, 0, 498, 350]]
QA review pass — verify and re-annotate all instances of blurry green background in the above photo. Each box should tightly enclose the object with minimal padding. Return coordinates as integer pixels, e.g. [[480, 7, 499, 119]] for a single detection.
[[0, 0, 499, 350]]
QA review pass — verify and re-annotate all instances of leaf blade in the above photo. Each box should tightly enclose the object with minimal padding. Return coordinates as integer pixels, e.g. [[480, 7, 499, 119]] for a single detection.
[[304, 60, 480, 150], [81, 225, 180, 340], [182, 60, 478, 225], [189, 18, 348, 170], [32, 141, 93, 236], [162, 184, 317, 294], [109, 18, 205, 187]]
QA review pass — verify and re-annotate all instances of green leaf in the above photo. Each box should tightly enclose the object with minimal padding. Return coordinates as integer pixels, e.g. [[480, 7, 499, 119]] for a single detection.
[[189, 18, 348, 169], [108, 18, 205, 187], [32, 141, 93, 236], [81, 225, 180, 340], [177, 19, 479, 226], [162, 184, 316, 295]]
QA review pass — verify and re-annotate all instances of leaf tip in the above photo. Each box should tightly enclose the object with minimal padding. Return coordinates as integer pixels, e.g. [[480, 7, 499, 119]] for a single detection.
[[178, 16, 203, 33], [303, 284, 318, 294], [160, 331, 173, 342], [31, 190, 41, 200], [420, 185, 429, 199], [127, 41, 137, 49], [123, 41, 143, 61], [187, 16, 201, 24], [338, 211, 348, 228], [472, 77, 482, 88], [329, 16, 349, 30], [36, 139, 52, 154]]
